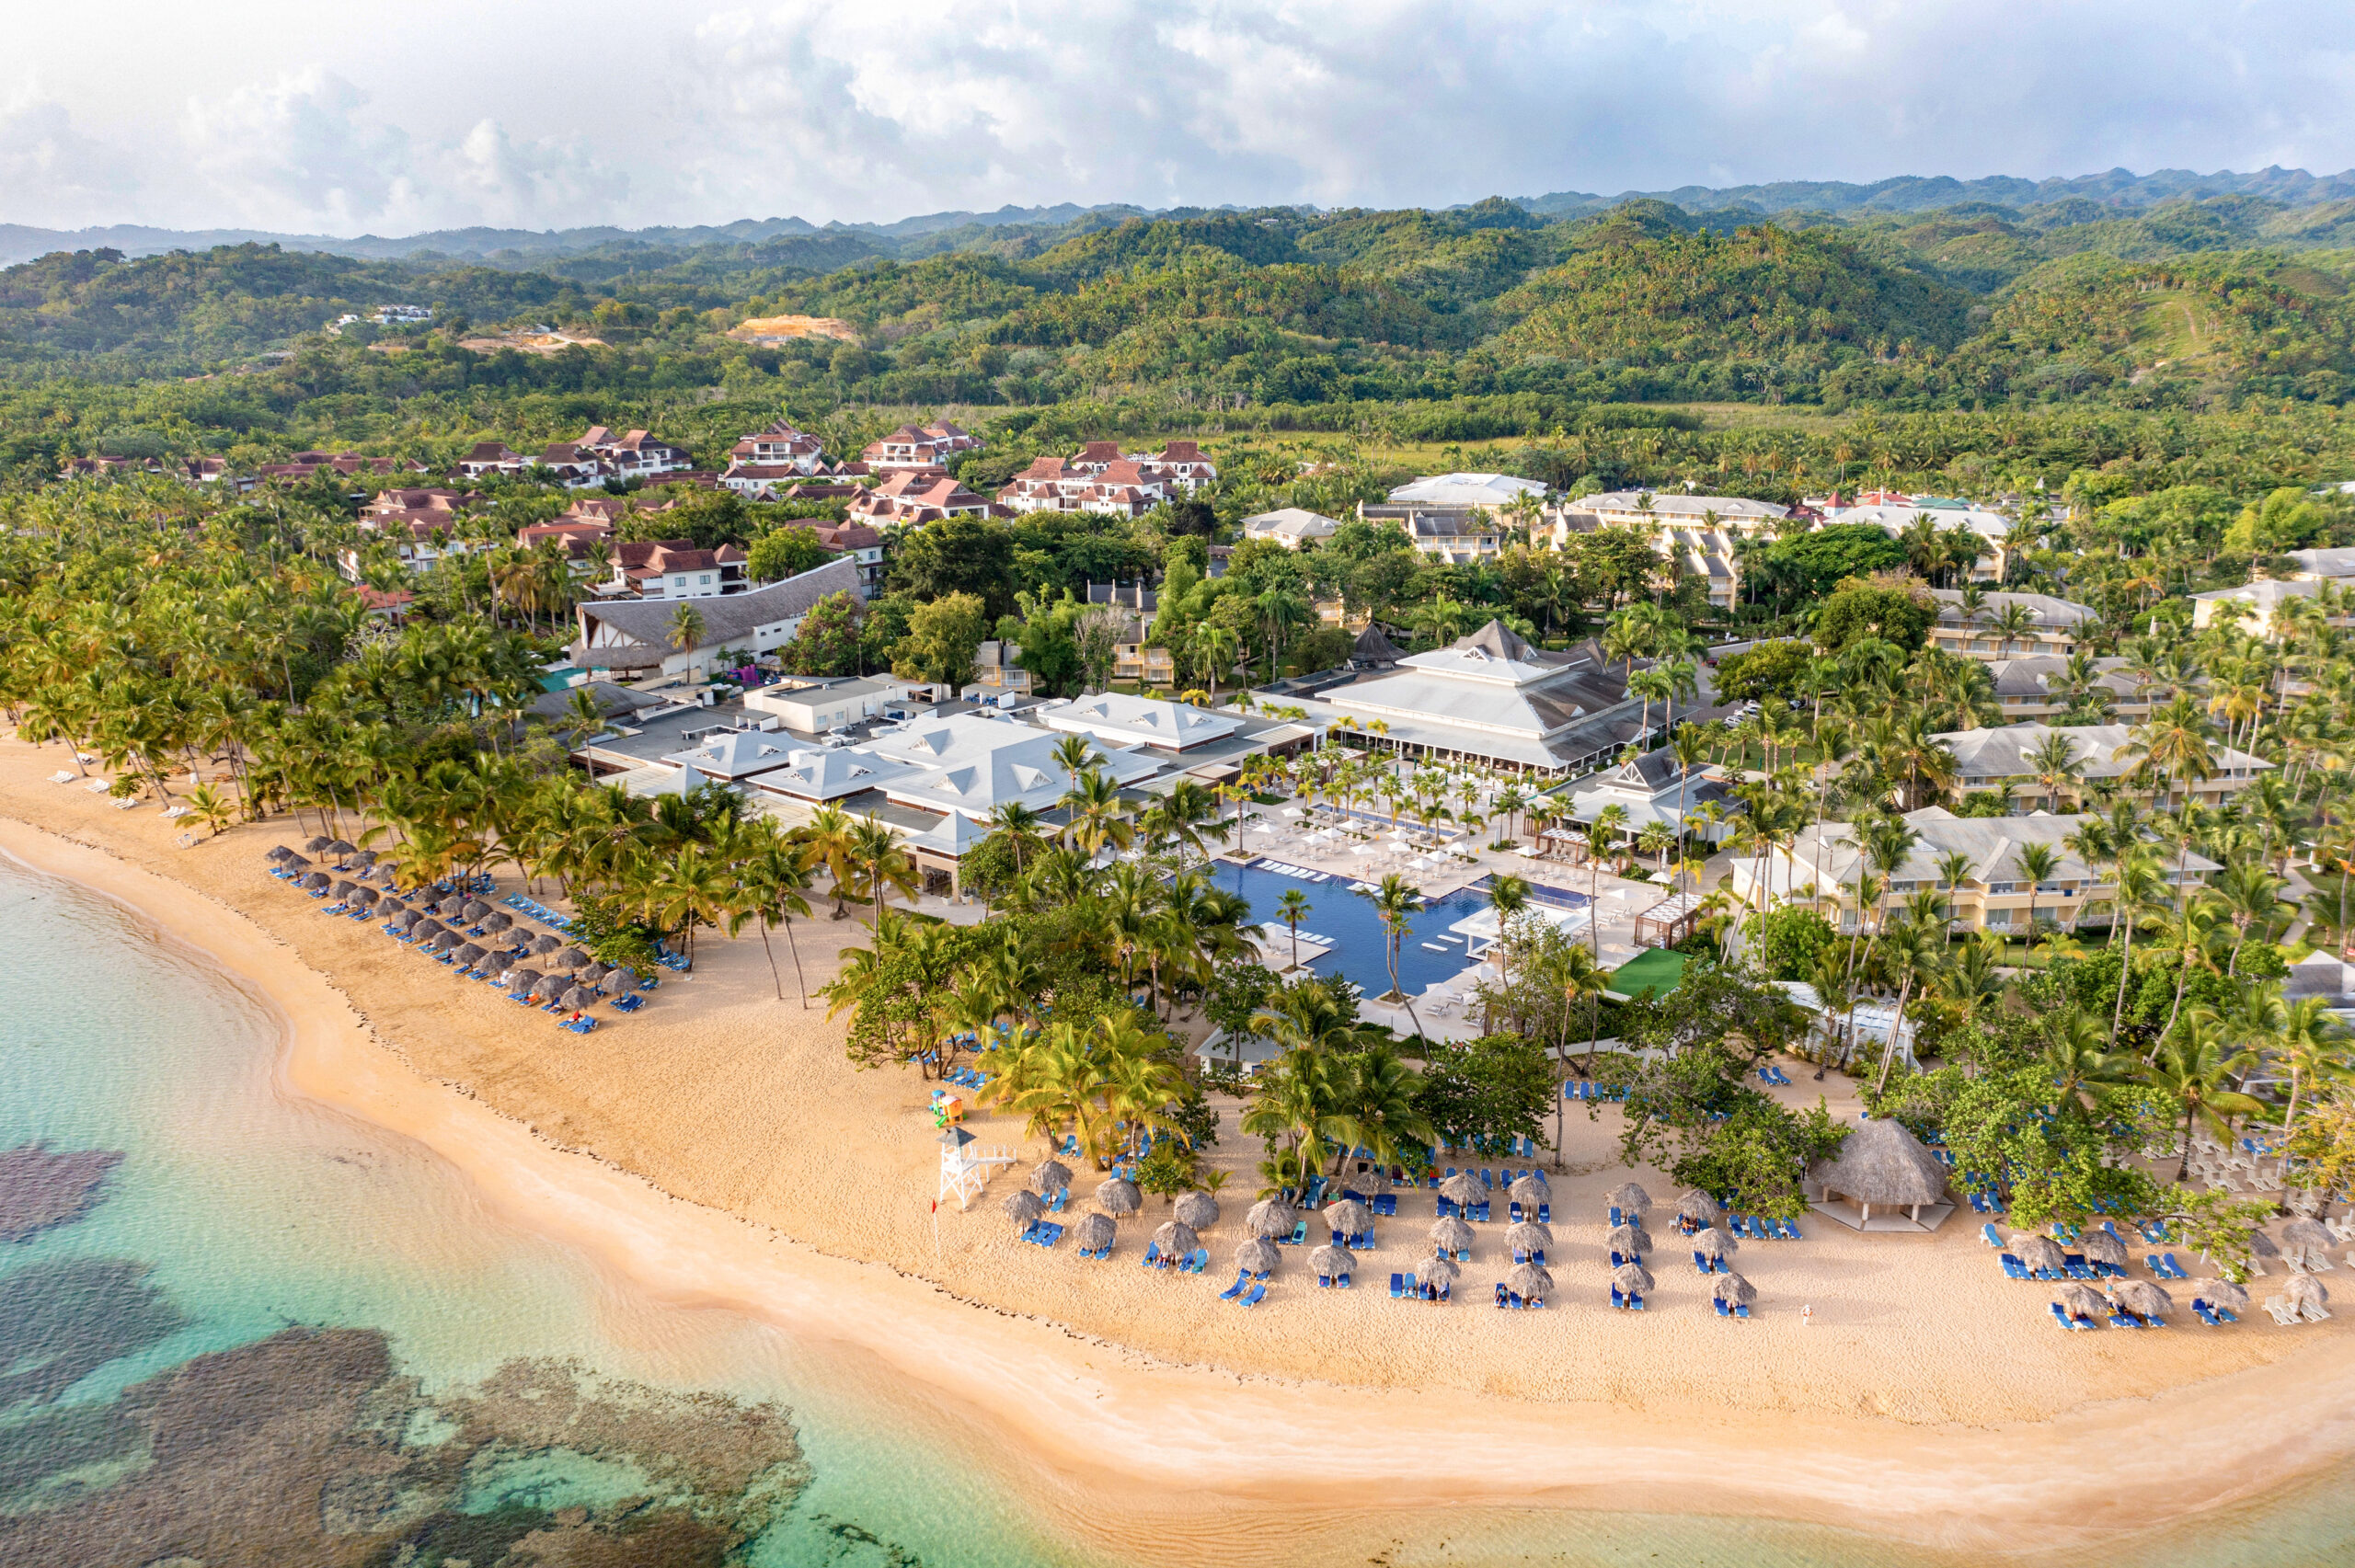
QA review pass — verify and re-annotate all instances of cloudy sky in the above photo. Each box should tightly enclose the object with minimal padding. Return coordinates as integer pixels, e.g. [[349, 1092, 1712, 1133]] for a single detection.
[[6, 0, 2352, 235]]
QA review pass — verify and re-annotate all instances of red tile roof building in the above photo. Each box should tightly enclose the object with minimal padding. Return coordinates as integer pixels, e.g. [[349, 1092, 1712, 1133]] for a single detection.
[[859, 421, 983, 472]]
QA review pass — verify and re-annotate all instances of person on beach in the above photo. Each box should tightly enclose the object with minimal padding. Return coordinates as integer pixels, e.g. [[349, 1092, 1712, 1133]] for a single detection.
[[1802, 1303, 1812, 1328]]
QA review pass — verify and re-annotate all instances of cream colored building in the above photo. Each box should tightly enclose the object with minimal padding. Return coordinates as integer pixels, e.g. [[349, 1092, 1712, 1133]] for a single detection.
[[1925, 589, 2095, 660]]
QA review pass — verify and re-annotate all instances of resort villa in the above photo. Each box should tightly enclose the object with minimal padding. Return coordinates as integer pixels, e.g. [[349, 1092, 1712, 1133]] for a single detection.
[[2190, 578, 2344, 639], [1276, 621, 1658, 776], [1545, 750, 1739, 852], [1734, 806, 2222, 935], [1241, 507, 1341, 548], [1360, 475, 1548, 565], [1926, 590, 2097, 660], [1831, 498, 2023, 582], [1936, 722, 2271, 810], [571, 559, 860, 677], [1550, 491, 1793, 611], [1982, 657, 2154, 723]]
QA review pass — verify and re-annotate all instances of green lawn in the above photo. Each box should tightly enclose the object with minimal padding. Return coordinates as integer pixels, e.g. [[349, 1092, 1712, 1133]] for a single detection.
[[1610, 948, 1688, 1001]]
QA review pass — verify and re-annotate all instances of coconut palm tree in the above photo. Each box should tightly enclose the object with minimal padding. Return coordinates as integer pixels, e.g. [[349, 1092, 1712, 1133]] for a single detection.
[[796, 803, 861, 919], [1363, 874, 1426, 1036], [2014, 841, 2061, 948], [845, 817, 918, 929], [1273, 887, 1312, 973], [2146, 1009, 2263, 1181], [666, 601, 706, 660]]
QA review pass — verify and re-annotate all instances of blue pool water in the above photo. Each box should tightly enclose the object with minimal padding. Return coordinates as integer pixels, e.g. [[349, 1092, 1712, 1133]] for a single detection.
[[1210, 858, 1513, 997]]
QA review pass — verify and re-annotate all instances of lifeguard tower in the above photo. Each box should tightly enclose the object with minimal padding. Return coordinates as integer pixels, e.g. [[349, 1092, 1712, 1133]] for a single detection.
[[937, 1125, 1014, 1209]]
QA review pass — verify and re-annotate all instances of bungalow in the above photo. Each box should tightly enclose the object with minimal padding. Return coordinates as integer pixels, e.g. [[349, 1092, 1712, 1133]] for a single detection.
[[456, 441, 524, 479], [861, 421, 982, 471], [847, 472, 1001, 526], [572, 558, 860, 677], [728, 418, 827, 475], [1938, 722, 2269, 810], [580, 428, 694, 479], [606, 541, 752, 601], [2190, 578, 2341, 640], [1242, 508, 1340, 548], [1002, 455, 1168, 518], [1925, 589, 2095, 660]]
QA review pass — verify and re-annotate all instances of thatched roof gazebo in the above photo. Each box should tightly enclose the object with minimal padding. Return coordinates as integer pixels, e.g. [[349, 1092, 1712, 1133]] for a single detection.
[[2115, 1278, 2174, 1322], [1430, 1216, 1474, 1255], [1235, 1236, 1280, 1276], [1095, 1177, 1142, 1219], [1675, 1187, 1719, 1227], [1508, 1174, 1549, 1208], [1174, 1191, 1219, 1230], [1073, 1213, 1116, 1255], [2012, 1234, 2066, 1275], [2057, 1282, 2108, 1322], [1245, 1198, 1299, 1239], [2080, 1229, 2128, 1268], [1692, 1225, 1734, 1263], [1809, 1117, 1949, 1227], [1508, 1264, 1555, 1303], [1421, 1253, 1461, 1292], [1323, 1198, 1372, 1238], [1152, 1220, 1200, 1259], [1003, 1189, 1046, 1227]]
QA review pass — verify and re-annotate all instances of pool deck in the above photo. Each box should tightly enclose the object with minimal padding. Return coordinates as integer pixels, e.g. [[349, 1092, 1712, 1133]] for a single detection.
[[1220, 800, 1687, 1042]]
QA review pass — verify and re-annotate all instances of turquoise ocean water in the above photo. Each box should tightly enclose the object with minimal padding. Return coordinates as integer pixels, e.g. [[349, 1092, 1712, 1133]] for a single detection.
[[1, 858, 2351, 1566]]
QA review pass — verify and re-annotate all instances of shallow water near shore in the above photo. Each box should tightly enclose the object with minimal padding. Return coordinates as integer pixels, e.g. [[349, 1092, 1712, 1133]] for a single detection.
[[0, 858, 2350, 1566]]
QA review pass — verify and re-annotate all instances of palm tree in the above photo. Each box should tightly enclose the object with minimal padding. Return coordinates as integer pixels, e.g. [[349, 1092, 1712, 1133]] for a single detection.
[[1274, 887, 1312, 973], [2041, 1007, 2133, 1112], [2107, 846, 2167, 1036], [988, 800, 1047, 877], [666, 601, 706, 660], [1555, 942, 1609, 1157], [2147, 1009, 2264, 1181], [846, 817, 918, 928], [1363, 874, 1426, 1036], [2210, 860, 2293, 978], [185, 782, 236, 839], [2271, 994, 2352, 1153], [797, 803, 861, 919], [1488, 875, 1531, 988], [2014, 841, 2061, 949], [2024, 728, 2085, 812], [1060, 770, 1133, 855], [1871, 917, 1942, 1094], [732, 825, 815, 1005]]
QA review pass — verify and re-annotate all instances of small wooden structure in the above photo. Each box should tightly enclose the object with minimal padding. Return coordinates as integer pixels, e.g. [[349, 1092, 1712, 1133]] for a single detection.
[[1631, 892, 1704, 947]]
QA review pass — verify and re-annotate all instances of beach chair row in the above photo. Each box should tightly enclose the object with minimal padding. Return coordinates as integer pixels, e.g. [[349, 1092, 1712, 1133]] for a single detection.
[[1018, 1220, 1063, 1247], [1388, 1272, 1452, 1301], [1756, 1065, 1794, 1087], [1216, 1273, 1269, 1307], [1140, 1242, 1210, 1273], [1564, 1082, 1626, 1102], [2051, 1301, 2167, 1332]]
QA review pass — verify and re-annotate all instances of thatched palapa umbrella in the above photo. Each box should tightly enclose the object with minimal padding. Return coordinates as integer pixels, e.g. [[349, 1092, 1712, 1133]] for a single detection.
[[1606, 1222, 1652, 1257], [326, 839, 357, 857], [1809, 1117, 1948, 1225], [577, 961, 610, 988], [266, 845, 294, 864], [1675, 1187, 1720, 1226], [551, 946, 588, 971], [304, 835, 332, 853], [1324, 1198, 1372, 1238], [1509, 1174, 1549, 1208], [600, 968, 634, 997], [1421, 1253, 1461, 1291], [531, 976, 566, 1001], [1309, 1243, 1350, 1278], [410, 917, 445, 939], [481, 910, 512, 934], [531, 933, 562, 956], [2283, 1219, 2334, 1269], [2080, 1229, 2128, 1268], [1438, 1172, 1484, 1207], [560, 985, 597, 1011], [454, 943, 487, 967], [1235, 1236, 1280, 1276], [1506, 1220, 1554, 1255], [1003, 1189, 1046, 1226], [1430, 1215, 1474, 1255], [299, 872, 331, 892], [1692, 1225, 1736, 1263], [437, 897, 466, 919], [1508, 1263, 1554, 1302], [508, 969, 543, 995], [385, 910, 419, 933], [1245, 1198, 1299, 1239], [2286, 1272, 2329, 1314], [2115, 1278, 2174, 1321], [1605, 1182, 1650, 1216], [1096, 1177, 1142, 1219], [2012, 1234, 2066, 1275], [1152, 1220, 1200, 1259], [1350, 1164, 1393, 1196], [1073, 1212, 1116, 1254], [462, 899, 491, 922], [2248, 1228, 2281, 1264], [352, 849, 378, 868], [2194, 1278, 2250, 1313], [1712, 1272, 1757, 1307], [350, 887, 379, 908], [1612, 1261, 1653, 1296], [330, 879, 358, 899], [428, 931, 461, 954], [1028, 1159, 1073, 1196], [1174, 1191, 1219, 1230], [2057, 1282, 2108, 1322]]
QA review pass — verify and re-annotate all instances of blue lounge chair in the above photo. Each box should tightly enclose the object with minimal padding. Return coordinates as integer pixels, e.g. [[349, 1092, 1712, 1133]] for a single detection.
[[2108, 1310, 2139, 1329], [1402, 1272, 1418, 1299], [2001, 1253, 2029, 1279], [1982, 1223, 2004, 1248], [1493, 1283, 1509, 1309], [1610, 1286, 1625, 1310], [1140, 1242, 1161, 1268], [2215, 1305, 2240, 1323], [1389, 1273, 1405, 1299], [1039, 1223, 1063, 1247], [1283, 1220, 1308, 1246], [1316, 1273, 1333, 1289], [1693, 1251, 1711, 1274], [2160, 1253, 2188, 1279], [1336, 1271, 1351, 1288], [1733, 1303, 1750, 1319], [1777, 1218, 1802, 1241], [2050, 1301, 2085, 1331], [1628, 1293, 1646, 1310], [2191, 1300, 2221, 1326], [1238, 1283, 1266, 1308], [1220, 1271, 1249, 1301], [1713, 1296, 1730, 1317], [1188, 1248, 1210, 1274]]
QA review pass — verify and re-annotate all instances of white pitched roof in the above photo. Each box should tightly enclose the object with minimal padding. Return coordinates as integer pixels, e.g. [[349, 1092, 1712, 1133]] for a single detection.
[[661, 731, 797, 780], [1387, 473, 1546, 507], [1042, 692, 1246, 750], [750, 746, 925, 800]]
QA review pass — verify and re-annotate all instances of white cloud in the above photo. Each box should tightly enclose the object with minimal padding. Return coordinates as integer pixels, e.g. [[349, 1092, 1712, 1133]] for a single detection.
[[1, 0, 2351, 234]]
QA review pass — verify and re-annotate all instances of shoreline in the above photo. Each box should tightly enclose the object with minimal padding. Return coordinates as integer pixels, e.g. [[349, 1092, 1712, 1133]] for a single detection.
[[2, 805, 2354, 1557]]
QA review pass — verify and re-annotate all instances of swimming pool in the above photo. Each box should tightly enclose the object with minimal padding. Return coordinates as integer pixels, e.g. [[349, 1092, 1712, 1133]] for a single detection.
[[1207, 858, 1504, 999]]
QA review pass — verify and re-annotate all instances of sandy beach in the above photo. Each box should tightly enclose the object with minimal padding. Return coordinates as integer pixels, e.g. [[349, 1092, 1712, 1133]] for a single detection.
[[5, 735, 2355, 1560]]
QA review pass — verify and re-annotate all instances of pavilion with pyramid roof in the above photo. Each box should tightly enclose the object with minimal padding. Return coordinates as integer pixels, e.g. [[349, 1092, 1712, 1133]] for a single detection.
[[1283, 619, 1656, 774]]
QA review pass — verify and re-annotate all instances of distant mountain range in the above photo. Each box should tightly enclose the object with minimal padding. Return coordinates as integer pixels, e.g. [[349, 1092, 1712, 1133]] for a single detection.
[[6, 167, 2351, 268]]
